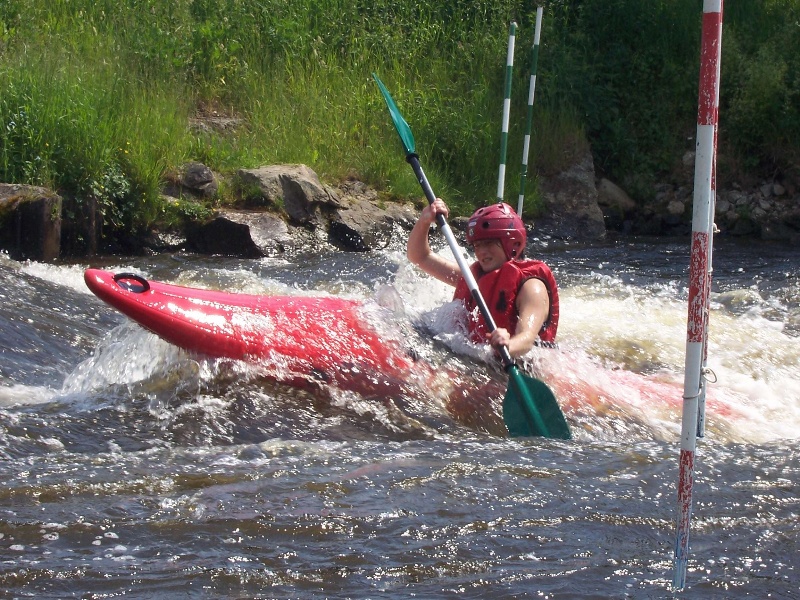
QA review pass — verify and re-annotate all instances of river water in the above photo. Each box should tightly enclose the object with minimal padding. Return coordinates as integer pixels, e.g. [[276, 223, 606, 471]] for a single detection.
[[1, 233, 798, 599]]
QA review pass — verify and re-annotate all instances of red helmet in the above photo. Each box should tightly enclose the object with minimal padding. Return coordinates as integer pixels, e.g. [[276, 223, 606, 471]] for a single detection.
[[465, 203, 527, 260]]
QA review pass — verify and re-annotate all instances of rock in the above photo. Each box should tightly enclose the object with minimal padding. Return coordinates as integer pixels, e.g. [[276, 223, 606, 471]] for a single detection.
[[384, 202, 419, 230], [328, 198, 405, 251], [189, 116, 242, 134], [185, 215, 261, 257], [181, 162, 218, 198], [186, 209, 294, 257], [596, 178, 637, 230], [597, 178, 637, 212], [180, 167, 421, 257], [162, 162, 219, 200], [667, 200, 685, 216], [0, 184, 62, 261], [536, 149, 606, 240], [326, 180, 418, 251], [225, 210, 296, 255], [730, 190, 749, 206], [142, 230, 186, 253], [237, 164, 341, 225], [716, 199, 731, 214], [8, 149, 800, 259]]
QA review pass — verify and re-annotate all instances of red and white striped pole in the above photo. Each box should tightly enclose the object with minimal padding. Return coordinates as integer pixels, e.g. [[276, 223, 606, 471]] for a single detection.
[[673, 0, 723, 590]]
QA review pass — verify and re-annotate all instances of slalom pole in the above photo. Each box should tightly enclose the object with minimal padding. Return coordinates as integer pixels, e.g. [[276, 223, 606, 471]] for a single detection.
[[673, 0, 724, 590], [497, 21, 517, 203], [517, 6, 543, 215], [696, 3, 724, 442]]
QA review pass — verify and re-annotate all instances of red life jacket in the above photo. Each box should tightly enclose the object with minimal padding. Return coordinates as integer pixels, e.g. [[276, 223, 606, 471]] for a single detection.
[[452, 259, 559, 344]]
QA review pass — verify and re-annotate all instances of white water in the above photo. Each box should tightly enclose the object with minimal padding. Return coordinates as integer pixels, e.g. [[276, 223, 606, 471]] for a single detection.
[[3, 243, 800, 598], [388, 244, 800, 444], [8, 242, 800, 444]]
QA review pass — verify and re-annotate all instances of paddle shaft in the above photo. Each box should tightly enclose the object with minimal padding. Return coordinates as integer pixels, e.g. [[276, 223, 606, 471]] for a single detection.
[[406, 153, 516, 370]]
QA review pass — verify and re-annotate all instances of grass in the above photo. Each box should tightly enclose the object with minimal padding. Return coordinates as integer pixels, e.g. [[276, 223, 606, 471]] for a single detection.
[[0, 0, 798, 252]]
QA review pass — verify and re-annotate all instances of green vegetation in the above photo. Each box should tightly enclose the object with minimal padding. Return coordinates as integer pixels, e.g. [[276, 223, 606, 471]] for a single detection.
[[0, 0, 798, 252]]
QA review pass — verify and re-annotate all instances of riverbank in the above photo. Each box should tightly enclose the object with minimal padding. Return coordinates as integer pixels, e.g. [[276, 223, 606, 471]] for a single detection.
[[3, 148, 799, 263], [2, 1, 798, 260]]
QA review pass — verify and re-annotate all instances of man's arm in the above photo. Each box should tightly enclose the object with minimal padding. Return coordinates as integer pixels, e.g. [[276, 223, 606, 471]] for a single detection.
[[488, 277, 550, 358], [406, 199, 462, 286]]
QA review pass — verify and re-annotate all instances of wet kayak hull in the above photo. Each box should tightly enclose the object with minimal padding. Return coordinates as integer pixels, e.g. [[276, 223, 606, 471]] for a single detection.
[[83, 269, 421, 398]]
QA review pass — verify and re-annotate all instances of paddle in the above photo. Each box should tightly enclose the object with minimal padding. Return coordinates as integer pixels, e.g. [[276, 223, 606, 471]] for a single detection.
[[373, 74, 570, 439]]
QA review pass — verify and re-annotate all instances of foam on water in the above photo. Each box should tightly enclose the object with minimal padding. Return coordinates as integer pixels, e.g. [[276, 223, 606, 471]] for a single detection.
[[556, 277, 800, 443], [12, 245, 800, 444], [394, 250, 800, 444], [0, 383, 58, 407], [61, 322, 192, 394], [19, 259, 132, 295]]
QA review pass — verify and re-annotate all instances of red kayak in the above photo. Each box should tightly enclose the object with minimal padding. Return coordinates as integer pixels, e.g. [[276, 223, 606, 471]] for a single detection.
[[84, 270, 744, 438], [84, 269, 509, 433], [83, 269, 429, 400]]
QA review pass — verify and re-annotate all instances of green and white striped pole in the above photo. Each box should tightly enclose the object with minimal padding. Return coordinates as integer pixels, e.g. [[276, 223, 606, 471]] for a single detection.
[[497, 21, 517, 203], [517, 7, 543, 215]]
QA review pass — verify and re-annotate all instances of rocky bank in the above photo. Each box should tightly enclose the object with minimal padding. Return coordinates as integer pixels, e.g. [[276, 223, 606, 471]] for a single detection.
[[1, 150, 799, 262]]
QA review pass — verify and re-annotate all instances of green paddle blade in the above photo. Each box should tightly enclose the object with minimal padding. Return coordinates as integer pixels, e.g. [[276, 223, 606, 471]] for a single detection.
[[503, 366, 571, 439], [372, 73, 416, 155]]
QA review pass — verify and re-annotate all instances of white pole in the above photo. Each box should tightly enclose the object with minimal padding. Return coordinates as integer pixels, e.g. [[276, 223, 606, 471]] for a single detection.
[[497, 22, 516, 202], [518, 6, 543, 215], [673, 0, 723, 590]]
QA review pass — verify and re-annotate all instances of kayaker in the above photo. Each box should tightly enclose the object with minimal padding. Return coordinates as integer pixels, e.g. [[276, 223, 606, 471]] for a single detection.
[[407, 199, 559, 358]]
